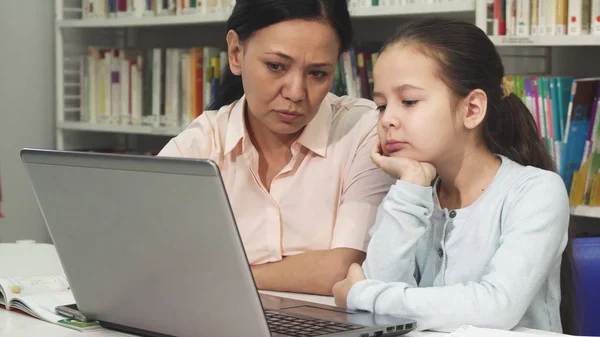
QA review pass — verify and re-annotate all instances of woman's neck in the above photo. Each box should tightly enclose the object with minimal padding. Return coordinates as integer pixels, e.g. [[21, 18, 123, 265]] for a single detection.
[[245, 107, 301, 158], [435, 145, 502, 210]]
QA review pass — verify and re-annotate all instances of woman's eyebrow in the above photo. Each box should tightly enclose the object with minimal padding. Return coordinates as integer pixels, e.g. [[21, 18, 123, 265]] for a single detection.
[[264, 52, 333, 68]]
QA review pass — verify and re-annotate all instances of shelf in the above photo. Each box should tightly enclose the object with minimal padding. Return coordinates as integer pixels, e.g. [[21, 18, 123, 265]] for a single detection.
[[57, 12, 230, 28], [489, 35, 600, 47], [58, 121, 183, 136], [57, 2, 476, 28], [349, 1, 475, 18], [570, 205, 600, 219]]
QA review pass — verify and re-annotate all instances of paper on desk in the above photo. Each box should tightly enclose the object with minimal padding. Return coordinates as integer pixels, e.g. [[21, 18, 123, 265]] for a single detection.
[[9, 290, 102, 332], [0, 275, 70, 305], [450, 325, 568, 337]]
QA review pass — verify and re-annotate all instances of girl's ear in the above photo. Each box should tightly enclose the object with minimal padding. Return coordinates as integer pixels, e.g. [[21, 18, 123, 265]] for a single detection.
[[226, 30, 243, 76], [462, 89, 487, 130]]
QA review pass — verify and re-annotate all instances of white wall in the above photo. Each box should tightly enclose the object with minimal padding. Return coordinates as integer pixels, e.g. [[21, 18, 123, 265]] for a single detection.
[[0, 1, 55, 243]]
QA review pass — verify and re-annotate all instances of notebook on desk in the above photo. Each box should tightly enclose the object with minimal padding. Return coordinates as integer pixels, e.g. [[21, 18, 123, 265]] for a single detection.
[[20, 148, 416, 337], [0, 275, 101, 331]]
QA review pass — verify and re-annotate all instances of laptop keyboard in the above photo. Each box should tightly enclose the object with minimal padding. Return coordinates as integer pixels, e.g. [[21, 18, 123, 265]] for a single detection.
[[265, 310, 363, 336]]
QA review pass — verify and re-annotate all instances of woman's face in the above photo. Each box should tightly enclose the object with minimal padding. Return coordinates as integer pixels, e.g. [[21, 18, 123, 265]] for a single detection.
[[227, 19, 340, 136]]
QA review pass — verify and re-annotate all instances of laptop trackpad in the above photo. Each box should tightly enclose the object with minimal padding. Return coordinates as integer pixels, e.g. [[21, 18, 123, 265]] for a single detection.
[[279, 305, 373, 326]]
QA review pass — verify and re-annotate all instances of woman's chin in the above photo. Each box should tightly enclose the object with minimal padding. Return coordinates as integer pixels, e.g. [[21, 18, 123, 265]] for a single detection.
[[269, 122, 305, 137]]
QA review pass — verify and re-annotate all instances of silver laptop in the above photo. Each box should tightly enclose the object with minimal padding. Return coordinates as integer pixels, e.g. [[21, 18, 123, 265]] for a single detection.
[[21, 148, 416, 337]]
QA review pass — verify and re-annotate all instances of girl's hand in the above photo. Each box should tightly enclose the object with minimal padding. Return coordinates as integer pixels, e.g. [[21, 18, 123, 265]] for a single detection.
[[332, 263, 366, 309], [371, 140, 437, 186]]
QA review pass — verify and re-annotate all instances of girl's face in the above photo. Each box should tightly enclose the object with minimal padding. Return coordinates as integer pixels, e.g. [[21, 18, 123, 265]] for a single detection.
[[373, 44, 465, 164], [227, 19, 340, 137]]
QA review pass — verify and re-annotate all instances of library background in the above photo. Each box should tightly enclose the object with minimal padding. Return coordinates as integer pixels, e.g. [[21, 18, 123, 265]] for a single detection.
[[3, 0, 600, 239]]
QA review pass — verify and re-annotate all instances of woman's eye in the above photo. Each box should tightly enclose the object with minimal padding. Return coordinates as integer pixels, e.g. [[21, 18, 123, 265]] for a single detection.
[[267, 62, 284, 71], [310, 70, 328, 78], [403, 100, 418, 107], [376, 105, 387, 113]]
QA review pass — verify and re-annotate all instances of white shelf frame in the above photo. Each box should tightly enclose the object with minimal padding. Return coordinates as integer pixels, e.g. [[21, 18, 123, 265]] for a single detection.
[[350, 1, 476, 18], [490, 35, 600, 47], [57, 12, 230, 28], [571, 206, 600, 219], [57, 1, 478, 28], [58, 121, 184, 137]]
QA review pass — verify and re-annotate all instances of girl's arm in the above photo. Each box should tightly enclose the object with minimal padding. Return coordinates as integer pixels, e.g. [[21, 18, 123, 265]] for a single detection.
[[347, 171, 569, 332], [362, 180, 435, 284]]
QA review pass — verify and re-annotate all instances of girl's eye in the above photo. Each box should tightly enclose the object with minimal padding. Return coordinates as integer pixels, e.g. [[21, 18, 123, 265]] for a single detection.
[[403, 100, 418, 107], [309, 70, 328, 78], [267, 62, 284, 71], [376, 105, 387, 113]]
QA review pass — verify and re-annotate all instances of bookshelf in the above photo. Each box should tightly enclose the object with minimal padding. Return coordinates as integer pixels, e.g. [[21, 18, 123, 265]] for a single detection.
[[55, 0, 600, 218], [490, 35, 600, 46], [350, 1, 476, 17], [57, 1, 477, 28], [57, 121, 183, 136], [57, 12, 230, 28]]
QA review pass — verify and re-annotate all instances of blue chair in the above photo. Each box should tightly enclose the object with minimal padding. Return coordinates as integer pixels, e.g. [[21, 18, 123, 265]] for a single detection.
[[573, 236, 600, 336]]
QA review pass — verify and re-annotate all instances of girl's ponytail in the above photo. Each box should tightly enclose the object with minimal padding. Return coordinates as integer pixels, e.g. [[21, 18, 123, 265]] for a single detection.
[[483, 92, 556, 172]]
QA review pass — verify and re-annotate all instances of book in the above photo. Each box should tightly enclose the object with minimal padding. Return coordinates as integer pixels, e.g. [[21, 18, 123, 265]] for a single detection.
[[561, 78, 600, 193], [0, 275, 102, 331], [0, 169, 3, 218]]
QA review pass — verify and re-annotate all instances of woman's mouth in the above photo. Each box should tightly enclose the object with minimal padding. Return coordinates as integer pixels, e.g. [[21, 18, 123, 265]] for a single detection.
[[276, 110, 301, 122]]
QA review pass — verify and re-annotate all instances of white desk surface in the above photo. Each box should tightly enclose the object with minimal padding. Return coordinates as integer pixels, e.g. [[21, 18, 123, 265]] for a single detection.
[[0, 243, 563, 337]]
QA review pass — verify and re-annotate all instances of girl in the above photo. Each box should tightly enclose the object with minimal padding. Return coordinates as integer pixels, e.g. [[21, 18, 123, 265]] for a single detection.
[[332, 18, 577, 334]]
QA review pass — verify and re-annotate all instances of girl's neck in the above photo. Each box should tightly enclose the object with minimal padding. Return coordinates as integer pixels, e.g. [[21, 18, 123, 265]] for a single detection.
[[435, 145, 502, 210]]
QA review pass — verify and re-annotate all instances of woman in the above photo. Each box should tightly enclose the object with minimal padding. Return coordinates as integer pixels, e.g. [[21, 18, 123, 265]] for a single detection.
[[158, 0, 394, 296]]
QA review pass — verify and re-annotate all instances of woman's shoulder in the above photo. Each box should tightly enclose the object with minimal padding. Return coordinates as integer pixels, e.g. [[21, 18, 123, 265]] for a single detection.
[[325, 93, 379, 135], [327, 93, 377, 110], [162, 101, 237, 156], [184, 100, 238, 132]]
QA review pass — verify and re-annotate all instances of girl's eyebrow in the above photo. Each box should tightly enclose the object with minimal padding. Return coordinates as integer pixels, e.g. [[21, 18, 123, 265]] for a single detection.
[[373, 84, 425, 99]]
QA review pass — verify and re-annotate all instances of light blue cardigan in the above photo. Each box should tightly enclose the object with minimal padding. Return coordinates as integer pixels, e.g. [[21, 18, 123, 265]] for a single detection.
[[347, 156, 569, 333]]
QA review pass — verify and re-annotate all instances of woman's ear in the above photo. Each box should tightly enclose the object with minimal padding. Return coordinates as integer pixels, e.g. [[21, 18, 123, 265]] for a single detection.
[[462, 89, 487, 130], [226, 30, 243, 76]]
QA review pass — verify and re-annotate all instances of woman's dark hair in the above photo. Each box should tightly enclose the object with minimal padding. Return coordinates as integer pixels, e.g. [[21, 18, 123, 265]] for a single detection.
[[207, 0, 353, 110], [382, 18, 579, 334]]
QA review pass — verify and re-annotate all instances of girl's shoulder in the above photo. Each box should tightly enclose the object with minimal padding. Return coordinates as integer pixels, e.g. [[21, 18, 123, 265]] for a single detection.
[[497, 156, 568, 214], [500, 157, 565, 192]]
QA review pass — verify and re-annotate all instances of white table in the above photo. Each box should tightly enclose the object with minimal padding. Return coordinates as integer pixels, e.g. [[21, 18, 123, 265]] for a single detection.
[[1, 292, 448, 337], [0, 243, 564, 337], [0, 292, 559, 337]]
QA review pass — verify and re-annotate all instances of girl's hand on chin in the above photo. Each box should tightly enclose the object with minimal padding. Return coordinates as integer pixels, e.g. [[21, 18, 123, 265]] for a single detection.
[[370, 140, 436, 186]]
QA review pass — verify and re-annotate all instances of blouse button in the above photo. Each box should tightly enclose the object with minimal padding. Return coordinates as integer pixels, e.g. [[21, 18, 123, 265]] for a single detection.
[[437, 248, 444, 258], [449, 210, 457, 218]]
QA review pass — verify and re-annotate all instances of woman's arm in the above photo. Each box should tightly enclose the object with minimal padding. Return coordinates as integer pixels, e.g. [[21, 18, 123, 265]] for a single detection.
[[251, 248, 365, 295], [252, 126, 393, 295], [346, 172, 569, 332], [328, 128, 396, 253]]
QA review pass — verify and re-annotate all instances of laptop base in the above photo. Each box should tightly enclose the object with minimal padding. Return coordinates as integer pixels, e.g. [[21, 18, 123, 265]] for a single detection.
[[99, 320, 176, 337]]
